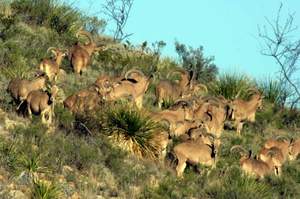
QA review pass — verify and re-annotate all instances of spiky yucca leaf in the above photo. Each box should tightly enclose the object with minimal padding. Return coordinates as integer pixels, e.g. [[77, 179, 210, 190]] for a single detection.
[[257, 78, 290, 106], [104, 105, 165, 159], [209, 72, 254, 99], [31, 179, 62, 199]]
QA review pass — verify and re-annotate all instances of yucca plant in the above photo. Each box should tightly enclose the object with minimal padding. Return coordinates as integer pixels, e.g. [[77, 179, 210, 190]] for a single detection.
[[209, 72, 254, 99], [205, 167, 273, 199], [257, 78, 290, 107], [16, 153, 48, 181], [31, 179, 62, 199], [103, 105, 165, 159]]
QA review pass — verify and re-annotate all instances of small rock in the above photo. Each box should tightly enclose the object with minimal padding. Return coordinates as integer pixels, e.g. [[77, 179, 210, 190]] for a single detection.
[[9, 190, 27, 199], [4, 117, 25, 130], [7, 183, 16, 190], [68, 182, 76, 189], [63, 165, 74, 174], [58, 175, 66, 183], [0, 175, 5, 182], [71, 192, 80, 199]]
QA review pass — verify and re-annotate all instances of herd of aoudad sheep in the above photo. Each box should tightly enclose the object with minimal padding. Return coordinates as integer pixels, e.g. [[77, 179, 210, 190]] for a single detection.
[[6, 29, 300, 179]]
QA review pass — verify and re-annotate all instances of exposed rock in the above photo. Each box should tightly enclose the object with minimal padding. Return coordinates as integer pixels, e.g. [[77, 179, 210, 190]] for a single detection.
[[96, 195, 106, 199], [70, 192, 80, 199], [4, 116, 26, 130], [63, 165, 74, 174], [9, 190, 28, 199]]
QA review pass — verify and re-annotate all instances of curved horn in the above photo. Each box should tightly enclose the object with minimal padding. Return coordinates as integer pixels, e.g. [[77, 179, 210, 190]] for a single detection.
[[170, 100, 191, 110], [247, 88, 261, 96], [204, 112, 213, 122], [167, 68, 188, 78], [202, 132, 216, 140], [230, 145, 248, 155], [275, 135, 290, 142], [159, 119, 171, 129], [125, 69, 145, 79], [195, 83, 208, 93], [217, 95, 228, 104], [76, 30, 93, 44], [47, 47, 57, 56], [202, 96, 220, 104]]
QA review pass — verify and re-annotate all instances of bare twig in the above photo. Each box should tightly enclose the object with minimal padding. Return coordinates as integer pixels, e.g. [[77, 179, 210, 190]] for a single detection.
[[258, 3, 300, 108], [102, 0, 134, 41]]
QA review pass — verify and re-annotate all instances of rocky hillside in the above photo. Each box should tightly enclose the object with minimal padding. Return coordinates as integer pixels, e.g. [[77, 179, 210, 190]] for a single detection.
[[0, 1, 300, 199]]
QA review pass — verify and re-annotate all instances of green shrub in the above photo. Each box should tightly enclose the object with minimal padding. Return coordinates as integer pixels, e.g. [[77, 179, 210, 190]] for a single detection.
[[257, 78, 290, 107], [31, 179, 62, 199], [54, 104, 75, 132], [209, 72, 254, 99], [103, 105, 164, 159], [39, 133, 101, 171], [279, 109, 300, 130], [0, 63, 32, 79], [13, 122, 48, 145], [0, 137, 20, 172], [141, 172, 208, 199], [205, 167, 273, 199], [175, 41, 218, 83]]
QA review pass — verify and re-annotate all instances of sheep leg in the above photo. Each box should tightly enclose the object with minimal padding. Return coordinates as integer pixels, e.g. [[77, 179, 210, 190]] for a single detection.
[[46, 106, 53, 125], [158, 99, 163, 109], [54, 75, 58, 83], [135, 95, 143, 109], [41, 110, 47, 124], [51, 102, 55, 117], [176, 156, 187, 177], [275, 166, 282, 176], [160, 148, 167, 161], [248, 113, 256, 122], [27, 104, 32, 119], [41, 108, 51, 125], [236, 121, 243, 136], [48, 108, 52, 125], [17, 100, 24, 110]]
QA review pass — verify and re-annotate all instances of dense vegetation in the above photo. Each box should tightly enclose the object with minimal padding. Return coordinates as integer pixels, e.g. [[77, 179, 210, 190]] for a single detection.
[[0, 1, 299, 198]]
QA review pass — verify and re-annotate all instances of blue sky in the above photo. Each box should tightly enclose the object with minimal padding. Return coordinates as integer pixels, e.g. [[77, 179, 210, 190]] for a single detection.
[[66, 0, 300, 78]]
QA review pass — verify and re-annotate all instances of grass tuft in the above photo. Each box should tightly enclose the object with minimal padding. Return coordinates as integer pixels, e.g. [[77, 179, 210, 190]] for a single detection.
[[209, 72, 254, 99], [31, 179, 62, 199], [104, 105, 164, 159]]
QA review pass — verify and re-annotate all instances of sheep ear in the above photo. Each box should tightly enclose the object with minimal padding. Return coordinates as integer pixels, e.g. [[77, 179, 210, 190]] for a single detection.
[[204, 112, 213, 121]]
